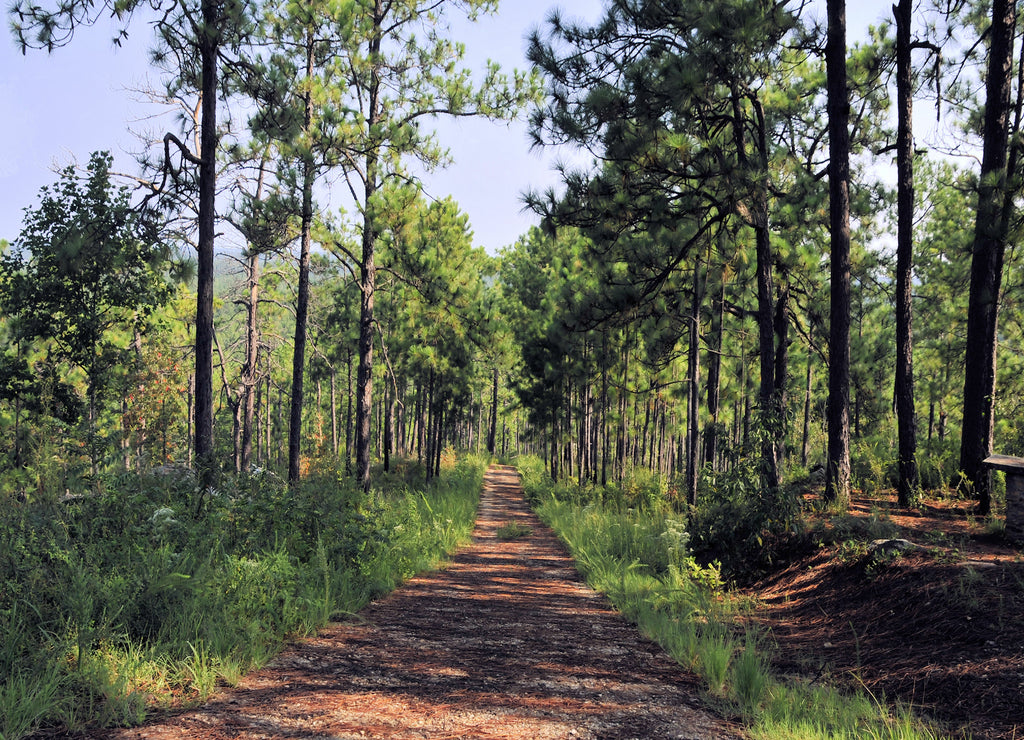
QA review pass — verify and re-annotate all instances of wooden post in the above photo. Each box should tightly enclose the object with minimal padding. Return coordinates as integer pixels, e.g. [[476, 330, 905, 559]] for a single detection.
[[983, 454, 1024, 545]]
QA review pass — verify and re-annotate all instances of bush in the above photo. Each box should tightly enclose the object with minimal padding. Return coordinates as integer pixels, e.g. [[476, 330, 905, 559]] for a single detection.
[[689, 455, 802, 582], [917, 436, 960, 492], [0, 454, 486, 738]]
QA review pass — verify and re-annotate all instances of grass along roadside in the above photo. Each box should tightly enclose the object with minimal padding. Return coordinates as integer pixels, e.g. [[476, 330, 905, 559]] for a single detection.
[[515, 455, 947, 740], [0, 454, 486, 740]]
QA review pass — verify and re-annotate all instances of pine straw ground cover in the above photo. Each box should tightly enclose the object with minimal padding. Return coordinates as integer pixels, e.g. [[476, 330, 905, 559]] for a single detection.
[[746, 491, 1024, 740]]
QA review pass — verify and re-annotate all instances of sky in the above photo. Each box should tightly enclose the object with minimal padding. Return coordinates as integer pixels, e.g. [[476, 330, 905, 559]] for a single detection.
[[0, 0, 895, 254]]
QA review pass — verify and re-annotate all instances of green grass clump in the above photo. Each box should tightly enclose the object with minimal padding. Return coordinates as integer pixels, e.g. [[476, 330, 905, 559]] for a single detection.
[[0, 454, 485, 739], [495, 520, 532, 539], [516, 455, 946, 740]]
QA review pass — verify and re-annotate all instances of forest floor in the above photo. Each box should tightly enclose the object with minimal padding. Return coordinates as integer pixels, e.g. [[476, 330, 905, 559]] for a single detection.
[[84, 465, 740, 740], [747, 487, 1024, 740]]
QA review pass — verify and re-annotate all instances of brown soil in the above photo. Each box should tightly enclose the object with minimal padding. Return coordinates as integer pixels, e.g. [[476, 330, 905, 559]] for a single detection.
[[747, 490, 1024, 740], [92, 465, 740, 740]]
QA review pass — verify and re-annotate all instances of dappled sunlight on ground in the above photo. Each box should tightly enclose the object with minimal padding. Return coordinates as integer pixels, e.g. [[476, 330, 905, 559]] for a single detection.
[[95, 465, 737, 740]]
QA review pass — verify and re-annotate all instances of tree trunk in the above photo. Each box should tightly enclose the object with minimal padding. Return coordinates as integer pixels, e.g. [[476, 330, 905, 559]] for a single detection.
[[740, 90, 782, 489], [704, 269, 724, 471], [288, 29, 316, 485], [425, 370, 435, 482], [384, 380, 394, 472], [801, 337, 813, 468], [600, 352, 609, 486], [619, 341, 629, 480], [434, 401, 444, 479], [241, 249, 260, 473], [277, 385, 284, 468], [773, 281, 789, 472], [187, 372, 195, 466], [487, 366, 498, 454], [894, 0, 919, 506], [330, 369, 338, 455], [960, 0, 1017, 515], [345, 351, 353, 474], [825, 0, 852, 507], [193, 0, 219, 494], [414, 378, 424, 462], [684, 261, 703, 505], [355, 1, 384, 491], [266, 378, 274, 466]]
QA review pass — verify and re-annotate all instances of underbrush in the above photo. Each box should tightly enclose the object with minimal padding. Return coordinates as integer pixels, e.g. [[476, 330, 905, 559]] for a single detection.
[[516, 455, 946, 740], [0, 454, 485, 739]]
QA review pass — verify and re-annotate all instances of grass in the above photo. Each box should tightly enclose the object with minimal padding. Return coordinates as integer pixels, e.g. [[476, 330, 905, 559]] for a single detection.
[[495, 520, 532, 539], [516, 455, 947, 740], [0, 454, 486, 739]]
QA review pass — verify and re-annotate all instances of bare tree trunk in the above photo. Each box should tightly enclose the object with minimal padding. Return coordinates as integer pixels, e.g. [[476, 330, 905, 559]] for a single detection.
[[801, 336, 813, 468], [773, 281, 790, 474], [487, 366, 498, 454], [265, 374, 272, 467], [434, 401, 444, 479], [600, 352, 609, 486], [346, 352, 353, 474], [825, 0, 852, 506], [685, 261, 703, 505], [384, 380, 394, 472], [277, 385, 284, 468], [960, 0, 1018, 515], [425, 370, 435, 482], [187, 372, 195, 467], [355, 1, 384, 492], [414, 378, 424, 462], [287, 29, 316, 485], [894, 0, 919, 506], [193, 0, 220, 494], [240, 249, 261, 472], [704, 270, 724, 471], [619, 341, 629, 481], [330, 369, 338, 455]]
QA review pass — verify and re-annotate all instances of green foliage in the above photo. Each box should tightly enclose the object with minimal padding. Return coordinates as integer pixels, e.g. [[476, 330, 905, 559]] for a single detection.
[[916, 436, 961, 492], [732, 635, 769, 711], [495, 521, 532, 539], [519, 456, 722, 609], [0, 455, 485, 737], [850, 437, 899, 497], [1, 152, 173, 378], [689, 447, 803, 580], [519, 458, 944, 740], [0, 152, 176, 473]]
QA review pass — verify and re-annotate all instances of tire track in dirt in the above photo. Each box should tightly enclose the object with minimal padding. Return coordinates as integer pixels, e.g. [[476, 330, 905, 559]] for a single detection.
[[106, 464, 740, 739]]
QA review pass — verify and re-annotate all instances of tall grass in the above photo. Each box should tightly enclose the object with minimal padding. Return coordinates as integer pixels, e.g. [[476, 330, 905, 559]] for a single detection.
[[0, 454, 485, 739], [516, 455, 947, 740]]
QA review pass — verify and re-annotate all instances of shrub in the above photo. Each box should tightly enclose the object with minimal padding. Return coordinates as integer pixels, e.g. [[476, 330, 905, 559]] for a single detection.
[[0, 454, 486, 738], [689, 453, 802, 582]]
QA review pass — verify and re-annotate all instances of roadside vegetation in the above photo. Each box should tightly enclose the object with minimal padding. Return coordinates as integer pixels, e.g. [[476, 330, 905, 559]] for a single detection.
[[0, 455, 485, 739], [516, 455, 948, 740]]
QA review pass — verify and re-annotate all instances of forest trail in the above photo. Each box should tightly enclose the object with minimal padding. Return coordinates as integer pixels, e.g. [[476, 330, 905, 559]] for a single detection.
[[99, 465, 739, 740]]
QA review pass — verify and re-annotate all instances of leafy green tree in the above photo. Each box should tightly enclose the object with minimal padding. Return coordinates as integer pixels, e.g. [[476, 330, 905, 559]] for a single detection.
[[914, 158, 971, 455], [11, 0, 255, 487], [0, 152, 174, 472], [527, 0, 812, 491], [247, 0, 355, 483], [377, 187, 489, 479], [333, 0, 536, 490]]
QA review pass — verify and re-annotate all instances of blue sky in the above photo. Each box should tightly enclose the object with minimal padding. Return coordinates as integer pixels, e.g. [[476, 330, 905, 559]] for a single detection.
[[1, 0, 892, 253]]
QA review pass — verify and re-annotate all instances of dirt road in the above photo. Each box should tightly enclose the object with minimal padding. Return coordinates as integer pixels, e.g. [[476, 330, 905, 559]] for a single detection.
[[106, 465, 738, 739]]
